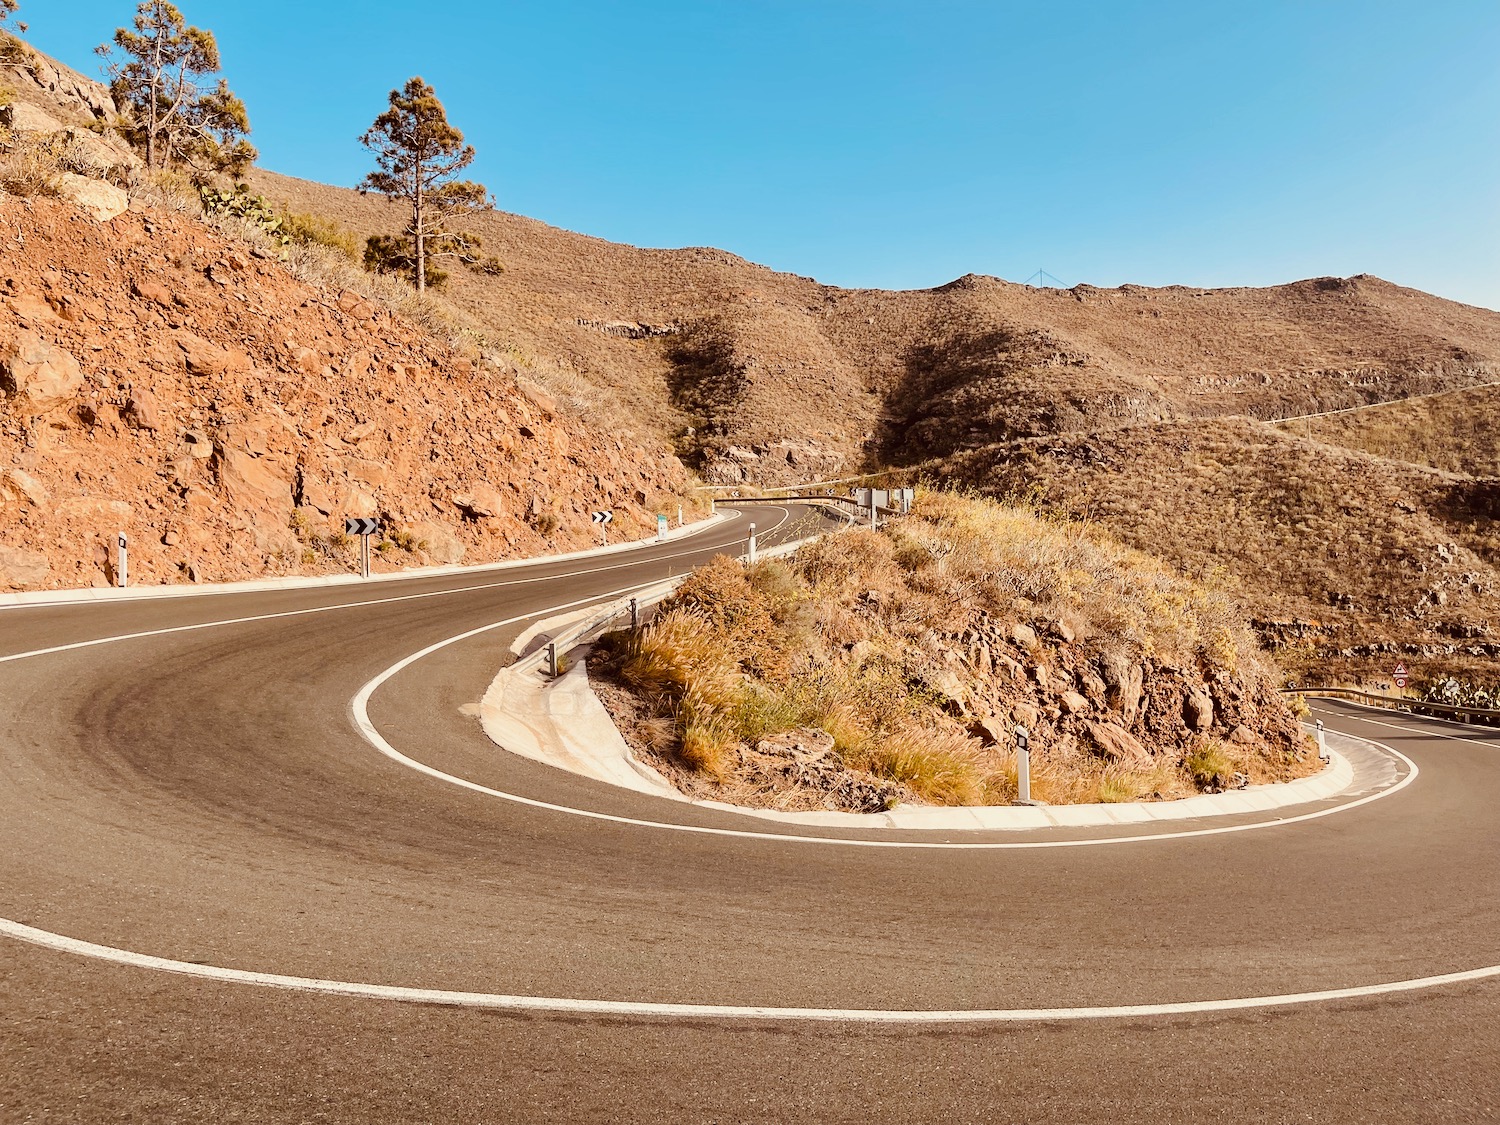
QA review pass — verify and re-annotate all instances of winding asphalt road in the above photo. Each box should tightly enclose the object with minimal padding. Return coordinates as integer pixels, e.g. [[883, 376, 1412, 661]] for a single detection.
[[1, 505, 1497, 1123]]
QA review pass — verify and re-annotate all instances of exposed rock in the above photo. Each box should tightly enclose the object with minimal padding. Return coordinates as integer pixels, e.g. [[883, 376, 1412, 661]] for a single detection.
[[1, 333, 83, 414], [177, 332, 251, 378], [56, 497, 133, 523], [56, 173, 129, 222], [1085, 721, 1151, 768], [0, 101, 64, 133], [1059, 690, 1091, 715], [1184, 686, 1215, 732], [218, 450, 291, 511], [1229, 724, 1256, 744], [1010, 623, 1038, 649], [123, 389, 161, 431], [0, 544, 50, 587]]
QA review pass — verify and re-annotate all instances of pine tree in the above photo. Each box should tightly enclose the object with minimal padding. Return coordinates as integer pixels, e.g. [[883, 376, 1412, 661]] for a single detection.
[[98, 1, 255, 175], [359, 77, 492, 294]]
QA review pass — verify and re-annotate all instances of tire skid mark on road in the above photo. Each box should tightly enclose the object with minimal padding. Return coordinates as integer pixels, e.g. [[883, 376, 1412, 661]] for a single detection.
[[4, 506, 1488, 1023]]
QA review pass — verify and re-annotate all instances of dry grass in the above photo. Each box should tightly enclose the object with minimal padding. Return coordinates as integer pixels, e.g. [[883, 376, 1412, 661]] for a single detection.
[[609, 491, 1304, 805]]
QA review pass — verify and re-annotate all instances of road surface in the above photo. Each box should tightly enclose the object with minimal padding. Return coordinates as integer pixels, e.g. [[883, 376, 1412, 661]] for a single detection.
[[1, 505, 1496, 1123]]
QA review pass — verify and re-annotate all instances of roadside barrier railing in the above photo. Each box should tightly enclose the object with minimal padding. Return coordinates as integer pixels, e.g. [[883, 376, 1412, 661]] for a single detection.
[[1287, 686, 1500, 728]]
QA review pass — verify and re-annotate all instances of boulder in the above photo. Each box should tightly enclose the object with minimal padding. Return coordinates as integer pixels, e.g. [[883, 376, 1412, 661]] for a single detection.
[[1010, 623, 1038, 649], [56, 173, 129, 222], [1099, 652, 1144, 724], [0, 467, 50, 508], [123, 389, 161, 430], [453, 482, 506, 519], [1184, 686, 1215, 732], [0, 101, 64, 133], [218, 449, 291, 511], [0, 544, 50, 587], [131, 278, 174, 308], [411, 520, 463, 565], [1, 332, 83, 414], [1085, 721, 1151, 768], [61, 127, 140, 178], [1059, 690, 1091, 715], [177, 332, 251, 378]]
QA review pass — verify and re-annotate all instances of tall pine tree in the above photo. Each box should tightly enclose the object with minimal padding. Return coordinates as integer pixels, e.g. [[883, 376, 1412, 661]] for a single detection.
[[359, 77, 492, 294]]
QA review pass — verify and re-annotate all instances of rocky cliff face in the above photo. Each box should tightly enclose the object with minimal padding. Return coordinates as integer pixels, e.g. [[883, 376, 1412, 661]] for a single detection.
[[0, 194, 696, 590]]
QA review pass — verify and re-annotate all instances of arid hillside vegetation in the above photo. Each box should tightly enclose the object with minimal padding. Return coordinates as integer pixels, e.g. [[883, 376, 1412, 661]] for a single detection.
[[593, 492, 1315, 810], [246, 170, 1500, 490], [938, 418, 1500, 683]]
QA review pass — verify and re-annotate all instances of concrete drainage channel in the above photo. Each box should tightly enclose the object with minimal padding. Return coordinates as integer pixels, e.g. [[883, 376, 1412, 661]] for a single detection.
[[478, 539, 1370, 832]]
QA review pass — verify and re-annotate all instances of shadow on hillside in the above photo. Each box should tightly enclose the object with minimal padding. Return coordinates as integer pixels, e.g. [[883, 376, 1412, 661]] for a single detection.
[[870, 325, 1055, 467], [662, 317, 748, 468]]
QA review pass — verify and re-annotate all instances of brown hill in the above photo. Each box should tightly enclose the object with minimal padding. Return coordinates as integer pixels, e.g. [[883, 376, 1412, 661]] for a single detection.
[[938, 418, 1500, 683], [248, 169, 1500, 487]]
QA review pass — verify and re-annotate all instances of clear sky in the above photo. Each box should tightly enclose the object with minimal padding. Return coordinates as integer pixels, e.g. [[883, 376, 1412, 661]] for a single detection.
[[24, 1, 1500, 309]]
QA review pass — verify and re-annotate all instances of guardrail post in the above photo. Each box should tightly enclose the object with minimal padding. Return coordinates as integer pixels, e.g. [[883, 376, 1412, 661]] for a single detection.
[[546, 642, 558, 678]]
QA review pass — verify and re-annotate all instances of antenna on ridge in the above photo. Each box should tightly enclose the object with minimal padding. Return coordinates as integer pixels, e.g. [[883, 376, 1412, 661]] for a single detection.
[[1023, 268, 1066, 288]]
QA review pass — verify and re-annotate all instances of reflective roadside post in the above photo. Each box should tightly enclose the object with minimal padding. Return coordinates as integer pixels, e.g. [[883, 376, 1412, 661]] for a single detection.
[[1014, 723, 1031, 803], [748, 522, 757, 564], [1316, 719, 1328, 762]]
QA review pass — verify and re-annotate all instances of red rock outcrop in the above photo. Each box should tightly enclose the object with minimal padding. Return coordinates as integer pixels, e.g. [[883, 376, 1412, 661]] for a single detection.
[[0, 198, 697, 590]]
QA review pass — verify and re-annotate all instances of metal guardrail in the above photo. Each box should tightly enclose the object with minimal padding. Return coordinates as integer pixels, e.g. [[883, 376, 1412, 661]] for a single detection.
[[1288, 686, 1500, 726]]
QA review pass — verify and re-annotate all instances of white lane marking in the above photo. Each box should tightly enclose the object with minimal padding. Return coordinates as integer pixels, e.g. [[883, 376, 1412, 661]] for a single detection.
[[2, 914, 1497, 1023], [1310, 700, 1500, 751], [0, 523, 776, 667], [354, 629, 1421, 849]]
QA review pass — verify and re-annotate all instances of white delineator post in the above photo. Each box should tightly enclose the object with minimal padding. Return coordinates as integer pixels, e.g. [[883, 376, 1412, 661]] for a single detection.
[[116, 531, 128, 588], [1316, 719, 1328, 761], [1014, 724, 1031, 803], [747, 523, 757, 564]]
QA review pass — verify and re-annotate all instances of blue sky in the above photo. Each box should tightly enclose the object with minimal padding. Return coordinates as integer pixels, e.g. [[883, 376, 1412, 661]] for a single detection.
[[25, 1, 1500, 309]]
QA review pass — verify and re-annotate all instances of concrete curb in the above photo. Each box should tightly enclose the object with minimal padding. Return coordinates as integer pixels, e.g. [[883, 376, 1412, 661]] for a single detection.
[[0, 512, 731, 608], [480, 636, 1356, 829]]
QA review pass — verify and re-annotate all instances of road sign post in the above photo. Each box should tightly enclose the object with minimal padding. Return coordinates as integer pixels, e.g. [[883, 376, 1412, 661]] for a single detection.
[[345, 517, 380, 578], [116, 531, 127, 588], [591, 510, 613, 546], [1014, 724, 1031, 803], [1393, 663, 1408, 692]]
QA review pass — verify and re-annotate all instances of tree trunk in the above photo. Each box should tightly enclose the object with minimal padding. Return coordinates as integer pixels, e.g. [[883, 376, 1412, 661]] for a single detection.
[[413, 179, 425, 294]]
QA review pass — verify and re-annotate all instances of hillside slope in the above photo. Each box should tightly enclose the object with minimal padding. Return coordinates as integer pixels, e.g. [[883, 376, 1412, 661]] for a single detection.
[[248, 170, 1500, 487], [940, 418, 1500, 682]]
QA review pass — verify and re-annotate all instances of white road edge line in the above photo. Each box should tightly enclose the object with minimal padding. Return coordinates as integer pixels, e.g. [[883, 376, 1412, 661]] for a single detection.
[[354, 639, 1420, 850], [2, 915, 1496, 1023], [6, 506, 1485, 1024]]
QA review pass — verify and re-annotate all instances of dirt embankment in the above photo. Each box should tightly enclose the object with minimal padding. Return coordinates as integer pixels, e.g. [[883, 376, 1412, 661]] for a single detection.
[[0, 196, 696, 590]]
